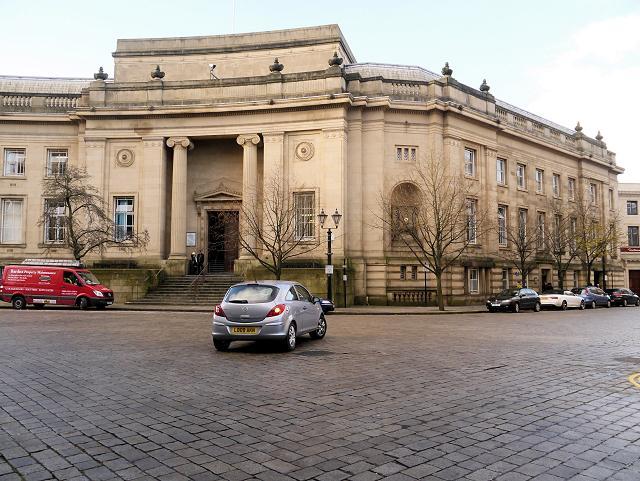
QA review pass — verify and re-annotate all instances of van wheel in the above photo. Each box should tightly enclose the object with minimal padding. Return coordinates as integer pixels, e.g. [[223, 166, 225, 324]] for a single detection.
[[12, 296, 26, 310], [77, 297, 89, 310]]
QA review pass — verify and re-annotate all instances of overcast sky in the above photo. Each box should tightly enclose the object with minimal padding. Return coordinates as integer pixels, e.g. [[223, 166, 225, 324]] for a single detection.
[[1, 0, 638, 180]]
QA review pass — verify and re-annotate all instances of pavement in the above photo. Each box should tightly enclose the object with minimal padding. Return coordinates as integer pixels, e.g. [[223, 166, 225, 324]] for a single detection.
[[1, 308, 640, 481]]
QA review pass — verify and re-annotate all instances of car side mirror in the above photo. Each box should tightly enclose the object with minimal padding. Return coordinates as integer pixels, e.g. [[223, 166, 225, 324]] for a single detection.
[[313, 297, 320, 303]]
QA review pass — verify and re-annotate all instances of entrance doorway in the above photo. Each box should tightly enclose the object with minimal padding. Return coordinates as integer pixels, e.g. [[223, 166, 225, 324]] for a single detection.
[[541, 269, 551, 291], [207, 211, 239, 272], [630, 270, 640, 293]]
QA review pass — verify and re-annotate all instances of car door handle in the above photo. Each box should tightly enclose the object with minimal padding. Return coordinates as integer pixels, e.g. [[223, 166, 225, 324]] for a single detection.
[[302, 307, 308, 310]]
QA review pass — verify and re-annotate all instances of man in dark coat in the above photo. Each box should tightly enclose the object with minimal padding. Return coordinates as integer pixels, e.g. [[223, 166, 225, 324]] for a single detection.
[[197, 250, 205, 273]]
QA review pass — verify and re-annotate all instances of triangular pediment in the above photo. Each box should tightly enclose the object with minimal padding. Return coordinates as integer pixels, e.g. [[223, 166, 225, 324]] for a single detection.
[[193, 178, 242, 202]]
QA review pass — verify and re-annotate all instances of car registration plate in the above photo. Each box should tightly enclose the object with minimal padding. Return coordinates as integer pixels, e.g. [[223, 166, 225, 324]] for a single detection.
[[231, 326, 258, 334], [492, 303, 501, 307]]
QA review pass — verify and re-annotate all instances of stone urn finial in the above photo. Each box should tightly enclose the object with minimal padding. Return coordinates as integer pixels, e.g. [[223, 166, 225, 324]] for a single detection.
[[93, 67, 108, 81], [596, 130, 603, 142], [151, 65, 165, 80], [480, 79, 490, 92], [328, 51, 343, 67], [441, 62, 453, 76], [269, 57, 284, 73], [575, 121, 583, 132]]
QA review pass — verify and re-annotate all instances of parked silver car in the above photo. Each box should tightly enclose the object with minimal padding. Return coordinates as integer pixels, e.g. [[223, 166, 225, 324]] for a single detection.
[[212, 281, 327, 351]]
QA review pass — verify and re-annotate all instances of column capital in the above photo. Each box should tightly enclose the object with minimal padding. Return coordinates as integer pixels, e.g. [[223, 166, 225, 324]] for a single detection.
[[236, 134, 260, 147], [166, 137, 194, 150]]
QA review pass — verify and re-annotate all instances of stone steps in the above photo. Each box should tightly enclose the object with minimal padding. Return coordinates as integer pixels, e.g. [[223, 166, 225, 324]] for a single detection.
[[127, 274, 243, 306]]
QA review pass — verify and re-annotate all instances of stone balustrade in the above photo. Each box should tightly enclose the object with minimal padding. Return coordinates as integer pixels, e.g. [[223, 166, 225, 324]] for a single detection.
[[0, 94, 81, 112]]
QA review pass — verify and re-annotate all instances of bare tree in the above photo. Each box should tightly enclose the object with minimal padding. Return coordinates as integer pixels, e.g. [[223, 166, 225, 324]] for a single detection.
[[545, 199, 579, 290], [239, 175, 318, 279], [573, 187, 619, 285], [379, 154, 486, 311], [39, 166, 149, 261], [495, 208, 539, 287]]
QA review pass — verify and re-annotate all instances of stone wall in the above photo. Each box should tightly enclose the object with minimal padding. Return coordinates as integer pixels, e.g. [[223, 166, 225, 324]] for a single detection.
[[91, 268, 165, 304]]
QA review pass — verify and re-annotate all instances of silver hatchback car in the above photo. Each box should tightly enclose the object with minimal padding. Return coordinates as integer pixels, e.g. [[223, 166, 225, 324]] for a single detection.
[[212, 281, 327, 351]]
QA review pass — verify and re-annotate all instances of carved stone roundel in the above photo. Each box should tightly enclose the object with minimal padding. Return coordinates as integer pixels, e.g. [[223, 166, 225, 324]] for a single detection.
[[116, 149, 135, 167], [295, 141, 314, 161]]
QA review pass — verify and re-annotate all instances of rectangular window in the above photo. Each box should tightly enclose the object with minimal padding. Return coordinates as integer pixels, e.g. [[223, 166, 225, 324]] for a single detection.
[[535, 169, 544, 193], [395, 146, 417, 162], [516, 163, 526, 189], [400, 265, 407, 280], [627, 201, 638, 215], [568, 177, 576, 200], [498, 205, 507, 246], [293, 192, 315, 240], [573, 271, 579, 288], [466, 199, 477, 244], [518, 208, 527, 240], [468, 268, 479, 294], [46, 149, 68, 177], [496, 158, 506, 185], [628, 226, 639, 247], [44, 200, 65, 243], [464, 148, 476, 177], [537, 212, 545, 249], [3, 149, 25, 176], [552, 174, 560, 197], [553, 214, 562, 247], [411, 265, 418, 280], [114, 197, 135, 241], [0, 198, 23, 244], [609, 189, 614, 210], [570, 218, 577, 250], [501, 268, 509, 290], [590, 183, 597, 205]]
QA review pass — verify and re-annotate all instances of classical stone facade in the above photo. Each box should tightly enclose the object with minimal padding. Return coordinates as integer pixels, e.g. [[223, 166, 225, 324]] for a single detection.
[[618, 183, 640, 291], [0, 24, 624, 304]]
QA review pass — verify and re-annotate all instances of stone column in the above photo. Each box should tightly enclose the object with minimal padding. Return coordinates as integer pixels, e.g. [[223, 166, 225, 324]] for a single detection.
[[166, 137, 193, 259], [237, 134, 260, 257], [142, 137, 167, 259]]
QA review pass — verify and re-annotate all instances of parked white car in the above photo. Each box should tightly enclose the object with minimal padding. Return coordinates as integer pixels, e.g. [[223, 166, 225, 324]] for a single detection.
[[539, 289, 585, 310]]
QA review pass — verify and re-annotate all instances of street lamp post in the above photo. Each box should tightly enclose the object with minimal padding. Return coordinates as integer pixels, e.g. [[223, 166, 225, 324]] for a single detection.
[[318, 208, 342, 302]]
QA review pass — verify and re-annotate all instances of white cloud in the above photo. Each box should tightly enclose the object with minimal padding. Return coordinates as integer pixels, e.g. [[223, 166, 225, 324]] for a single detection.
[[526, 14, 640, 182]]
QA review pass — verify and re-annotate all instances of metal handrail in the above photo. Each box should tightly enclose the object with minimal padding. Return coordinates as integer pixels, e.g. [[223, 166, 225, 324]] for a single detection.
[[190, 262, 208, 298]]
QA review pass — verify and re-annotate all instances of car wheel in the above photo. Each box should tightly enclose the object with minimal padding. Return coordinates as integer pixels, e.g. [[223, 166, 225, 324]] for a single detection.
[[12, 296, 26, 310], [213, 340, 230, 351], [636, 299, 640, 307], [534, 301, 541, 312], [591, 300, 596, 309], [561, 300, 567, 311], [310, 316, 327, 340], [579, 300, 585, 310], [623, 299, 628, 307], [283, 322, 297, 351], [512, 302, 520, 313], [77, 297, 89, 310], [606, 300, 611, 308]]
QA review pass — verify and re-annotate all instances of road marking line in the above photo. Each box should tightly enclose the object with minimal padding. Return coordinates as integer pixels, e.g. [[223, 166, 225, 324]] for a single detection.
[[628, 373, 640, 389]]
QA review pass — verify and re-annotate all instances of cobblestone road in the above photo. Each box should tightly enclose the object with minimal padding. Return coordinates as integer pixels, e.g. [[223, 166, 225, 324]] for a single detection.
[[1, 307, 640, 481]]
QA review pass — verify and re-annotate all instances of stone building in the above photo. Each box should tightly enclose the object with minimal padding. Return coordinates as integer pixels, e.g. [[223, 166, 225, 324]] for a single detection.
[[618, 183, 640, 292], [0, 24, 624, 304]]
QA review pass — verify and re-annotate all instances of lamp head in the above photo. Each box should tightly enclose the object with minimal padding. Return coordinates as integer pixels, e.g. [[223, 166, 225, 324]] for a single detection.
[[332, 209, 342, 228], [317, 208, 328, 228]]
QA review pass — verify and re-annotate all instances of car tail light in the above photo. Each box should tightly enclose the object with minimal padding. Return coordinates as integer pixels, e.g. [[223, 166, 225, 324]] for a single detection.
[[214, 304, 226, 318], [266, 304, 286, 317], [613, 292, 622, 297]]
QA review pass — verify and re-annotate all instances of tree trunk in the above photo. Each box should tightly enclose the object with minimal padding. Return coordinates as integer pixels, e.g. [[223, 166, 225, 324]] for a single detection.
[[436, 274, 444, 311], [586, 262, 592, 285], [557, 269, 564, 290]]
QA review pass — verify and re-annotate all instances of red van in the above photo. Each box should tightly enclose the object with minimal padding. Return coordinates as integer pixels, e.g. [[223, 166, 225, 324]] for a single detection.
[[0, 259, 114, 310]]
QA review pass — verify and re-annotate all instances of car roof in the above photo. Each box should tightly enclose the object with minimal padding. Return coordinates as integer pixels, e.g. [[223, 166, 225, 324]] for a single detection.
[[230, 280, 300, 288]]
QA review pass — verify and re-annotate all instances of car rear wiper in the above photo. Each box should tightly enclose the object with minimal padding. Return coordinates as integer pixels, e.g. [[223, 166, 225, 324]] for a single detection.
[[228, 299, 248, 304]]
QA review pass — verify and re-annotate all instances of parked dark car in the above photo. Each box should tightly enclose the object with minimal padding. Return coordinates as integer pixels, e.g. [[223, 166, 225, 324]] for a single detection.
[[571, 287, 611, 309], [319, 298, 335, 314], [486, 288, 541, 313], [605, 288, 640, 307]]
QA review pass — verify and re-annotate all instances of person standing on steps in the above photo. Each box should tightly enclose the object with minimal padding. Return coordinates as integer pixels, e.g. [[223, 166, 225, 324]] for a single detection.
[[189, 252, 197, 275], [197, 250, 205, 274]]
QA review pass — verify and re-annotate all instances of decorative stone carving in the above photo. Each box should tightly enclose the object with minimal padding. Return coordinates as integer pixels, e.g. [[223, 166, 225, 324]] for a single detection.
[[269, 57, 284, 73], [575, 121, 583, 132], [166, 137, 194, 150], [116, 148, 135, 167], [596, 131, 603, 142], [295, 141, 315, 161], [151, 65, 165, 80], [236, 134, 260, 146], [328, 51, 343, 67], [441, 62, 453, 77], [93, 67, 108, 80], [480, 79, 490, 92]]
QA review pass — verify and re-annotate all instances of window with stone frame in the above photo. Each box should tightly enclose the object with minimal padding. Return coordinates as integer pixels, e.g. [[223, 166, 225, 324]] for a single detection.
[[114, 197, 135, 241], [466, 198, 477, 244], [498, 205, 508, 246], [589, 183, 598, 205], [608, 189, 614, 210], [395, 146, 417, 163], [628, 226, 639, 247], [537, 212, 545, 249], [535, 169, 544, 193], [468, 268, 479, 294], [46, 149, 68, 177], [501, 268, 510, 290], [464, 148, 476, 177], [0, 198, 23, 244], [627, 201, 638, 215], [552, 173, 561, 197], [293, 192, 315, 240], [44, 199, 65, 243], [518, 208, 528, 240], [3, 148, 25, 176], [516, 163, 526, 189], [568, 177, 576, 200], [496, 158, 506, 185], [411, 265, 418, 280]]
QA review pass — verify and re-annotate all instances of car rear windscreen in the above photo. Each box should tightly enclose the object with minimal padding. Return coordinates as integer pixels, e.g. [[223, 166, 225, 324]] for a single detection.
[[225, 285, 279, 304]]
